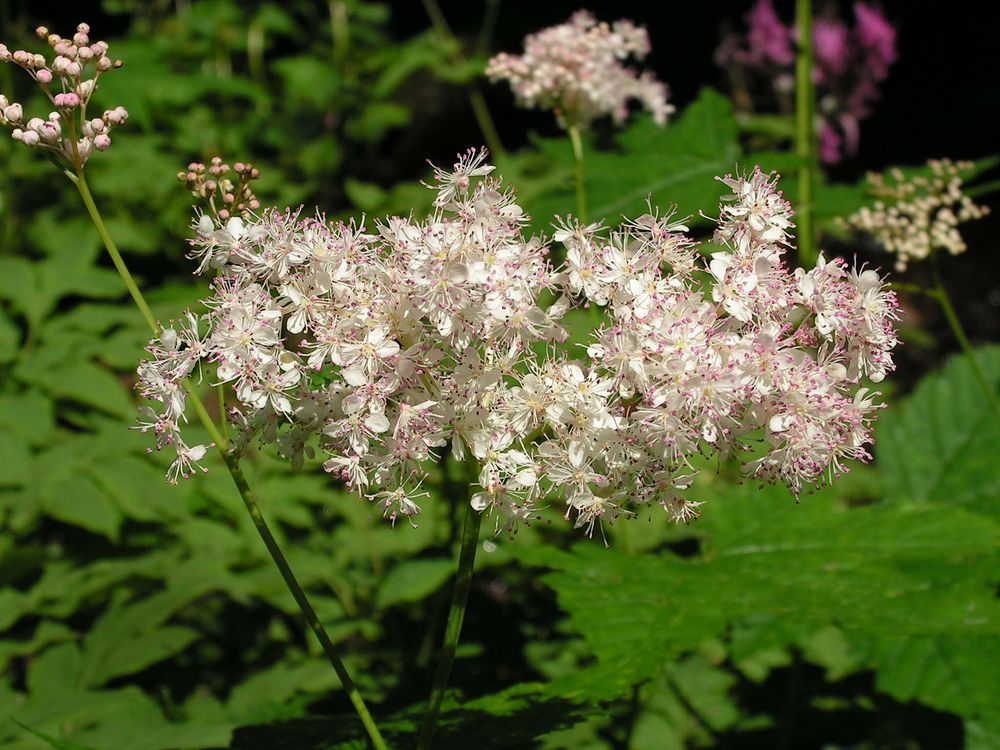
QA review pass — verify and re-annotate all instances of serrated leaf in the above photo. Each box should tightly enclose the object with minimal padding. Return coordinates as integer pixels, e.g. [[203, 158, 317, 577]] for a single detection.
[[877, 345, 1000, 516], [866, 635, 1000, 749], [519, 486, 1000, 702]]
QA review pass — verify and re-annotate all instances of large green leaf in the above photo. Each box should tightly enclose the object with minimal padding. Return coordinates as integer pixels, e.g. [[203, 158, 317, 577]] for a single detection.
[[877, 345, 1000, 516], [518, 483, 1000, 722], [516, 88, 740, 232]]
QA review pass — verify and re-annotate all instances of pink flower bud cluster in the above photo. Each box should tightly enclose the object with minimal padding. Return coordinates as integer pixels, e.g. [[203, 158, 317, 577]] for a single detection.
[[486, 10, 675, 130], [716, 1, 896, 164], [0, 23, 127, 166], [178, 156, 262, 224], [137, 151, 897, 535]]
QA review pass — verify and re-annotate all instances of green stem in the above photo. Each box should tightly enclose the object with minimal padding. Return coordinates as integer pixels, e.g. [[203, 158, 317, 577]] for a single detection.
[[418, 490, 483, 749], [931, 265, 1000, 426], [794, 0, 817, 268], [421, 0, 504, 158], [567, 124, 587, 222], [220, 449, 388, 750], [71, 171, 388, 750], [73, 170, 158, 334]]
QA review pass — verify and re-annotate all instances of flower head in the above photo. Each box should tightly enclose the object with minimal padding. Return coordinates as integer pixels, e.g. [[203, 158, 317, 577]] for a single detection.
[[0, 23, 127, 166], [487, 10, 674, 130], [139, 152, 897, 537], [842, 159, 990, 271]]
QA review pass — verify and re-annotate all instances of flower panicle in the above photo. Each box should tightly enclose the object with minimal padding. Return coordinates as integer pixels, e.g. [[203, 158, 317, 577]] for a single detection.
[[841, 158, 990, 271], [138, 151, 898, 536], [486, 10, 675, 131], [0, 23, 128, 167]]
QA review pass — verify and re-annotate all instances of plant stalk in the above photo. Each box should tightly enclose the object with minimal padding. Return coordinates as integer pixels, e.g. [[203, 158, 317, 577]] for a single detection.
[[931, 264, 1000, 425], [421, 0, 504, 158], [794, 0, 817, 267], [72, 170, 388, 750], [73, 171, 158, 333], [418, 491, 484, 749], [567, 123, 587, 222]]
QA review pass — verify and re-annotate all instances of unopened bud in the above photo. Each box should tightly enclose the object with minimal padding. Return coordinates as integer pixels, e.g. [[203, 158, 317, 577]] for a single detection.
[[36, 68, 53, 84], [93, 133, 111, 151], [3, 103, 23, 123]]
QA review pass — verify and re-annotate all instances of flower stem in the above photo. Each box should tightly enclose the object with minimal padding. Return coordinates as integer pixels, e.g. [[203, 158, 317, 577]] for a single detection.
[[73, 170, 158, 333], [567, 123, 587, 222], [71, 171, 388, 750], [421, 0, 505, 158], [418, 489, 483, 749], [794, 0, 817, 268], [931, 264, 1000, 425]]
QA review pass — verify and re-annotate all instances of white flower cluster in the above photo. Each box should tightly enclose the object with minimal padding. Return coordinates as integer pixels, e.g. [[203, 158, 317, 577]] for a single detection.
[[138, 152, 898, 534], [486, 10, 674, 130], [0, 24, 128, 164], [843, 159, 990, 271]]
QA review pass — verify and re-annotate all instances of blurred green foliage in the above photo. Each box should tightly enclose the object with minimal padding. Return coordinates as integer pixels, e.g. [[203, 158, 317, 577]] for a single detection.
[[0, 1, 998, 749]]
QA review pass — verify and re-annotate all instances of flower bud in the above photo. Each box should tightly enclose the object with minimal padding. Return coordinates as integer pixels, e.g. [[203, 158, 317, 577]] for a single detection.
[[36, 68, 53, 84], [20, 129, 39, 146], [4, 103, 24, 123], [93, 133, 111, 151]]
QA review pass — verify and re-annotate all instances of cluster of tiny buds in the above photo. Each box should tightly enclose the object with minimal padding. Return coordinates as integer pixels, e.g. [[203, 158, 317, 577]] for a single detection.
[[0, 23, 127, 166], [842, 159, 990, 271], [178, 156, 262, 221]]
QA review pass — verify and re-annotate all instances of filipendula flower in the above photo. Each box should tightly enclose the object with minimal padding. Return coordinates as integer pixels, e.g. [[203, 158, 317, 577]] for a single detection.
[[486, 10, 674, 130], [138, 152, 898, 536]]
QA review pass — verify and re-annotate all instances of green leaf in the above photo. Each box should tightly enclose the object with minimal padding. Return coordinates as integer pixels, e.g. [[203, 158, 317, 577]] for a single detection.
[[10, 720, 101, 750], [375, 558, 455, 609], [0, 390, 56, 446], [0, 307, 20, 362], [0, 428, 32, 487], [877, 345, 1000, 517], [522, 88, 740, 230], [15, 356, 134, 418], [520, 485, 1000, 703], [39, 475, 121, 540], [85, 455, 183, 523], [865, 636, 1000, 749], [83, 625, 200, 687]]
